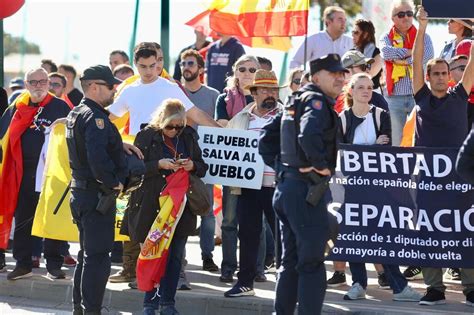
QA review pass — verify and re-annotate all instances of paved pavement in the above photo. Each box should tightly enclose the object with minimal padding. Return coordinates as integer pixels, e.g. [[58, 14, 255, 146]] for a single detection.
[[1, 236, 473, 314]]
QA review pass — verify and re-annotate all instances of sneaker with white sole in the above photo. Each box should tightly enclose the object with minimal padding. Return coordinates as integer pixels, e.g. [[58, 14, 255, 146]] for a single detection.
[[343, 283, 366, 300], [7, 267, 33, 280], [419, 288, 446, 305], [224, 285, 255, 297], [327, 271, 346, 287], [403, 266, 423, 280], [393, 285, 422, 302]]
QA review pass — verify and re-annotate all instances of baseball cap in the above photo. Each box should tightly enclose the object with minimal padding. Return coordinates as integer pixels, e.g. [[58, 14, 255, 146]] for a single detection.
[[9, 77, 25, 89], [80, 65, 122, 85], [310, 54, 349, 75], [341, 50, 375, 69]]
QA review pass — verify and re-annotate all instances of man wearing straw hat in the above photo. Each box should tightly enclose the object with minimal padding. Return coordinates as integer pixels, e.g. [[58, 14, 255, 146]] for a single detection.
[[224, 69, 283, 297]]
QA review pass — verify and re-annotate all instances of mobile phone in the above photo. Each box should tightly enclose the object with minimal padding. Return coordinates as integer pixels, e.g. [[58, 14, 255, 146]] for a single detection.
[[176, 158, 188, 165]]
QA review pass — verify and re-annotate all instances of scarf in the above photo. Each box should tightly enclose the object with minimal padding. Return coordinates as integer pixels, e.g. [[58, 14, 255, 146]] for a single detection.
[[0, 91, 53, 249], [224, 87, 246, 119], [385, 25, 417, 96]]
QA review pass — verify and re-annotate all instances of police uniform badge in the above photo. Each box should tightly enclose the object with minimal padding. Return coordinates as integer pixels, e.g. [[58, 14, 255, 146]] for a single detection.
[[95, 118, 105, 129], [312, 100, 323, 110]]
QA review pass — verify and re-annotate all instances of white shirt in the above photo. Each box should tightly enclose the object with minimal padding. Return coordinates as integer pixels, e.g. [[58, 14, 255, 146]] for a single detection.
[[290, 31, 353, 69], [353, 113, 377, 145], [108, 77, 195, 135], [248, 108, 278, 188]]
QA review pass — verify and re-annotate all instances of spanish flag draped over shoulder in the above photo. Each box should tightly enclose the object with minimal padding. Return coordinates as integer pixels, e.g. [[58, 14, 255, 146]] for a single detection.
[[0, 92, 53, 249], [136, 169, 189, 292], [208, 0, 309, 38], [32, 120, 79, 241]]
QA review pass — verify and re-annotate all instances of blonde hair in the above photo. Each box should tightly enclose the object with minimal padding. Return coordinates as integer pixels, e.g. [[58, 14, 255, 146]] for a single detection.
[[149, 98, 187, 130], [226, 54, 260, 89], [343, 73, 372, 108], [287, 68, 304, 86]]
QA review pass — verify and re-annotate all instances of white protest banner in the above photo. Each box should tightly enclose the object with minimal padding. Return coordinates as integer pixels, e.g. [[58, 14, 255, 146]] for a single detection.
[[197, 126, 264, 189]]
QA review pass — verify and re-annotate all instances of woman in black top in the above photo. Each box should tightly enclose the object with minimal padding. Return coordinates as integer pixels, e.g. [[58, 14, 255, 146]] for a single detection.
[[126, 99, 207, 315], [351, 19, 383, 92]]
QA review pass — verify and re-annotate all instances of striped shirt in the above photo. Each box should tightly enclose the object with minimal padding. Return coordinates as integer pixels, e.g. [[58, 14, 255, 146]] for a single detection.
[[380, 31, 434, 96], [248, 108, 279, 188]]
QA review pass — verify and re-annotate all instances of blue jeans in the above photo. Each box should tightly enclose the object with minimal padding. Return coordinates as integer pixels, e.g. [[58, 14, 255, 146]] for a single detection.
[[349, 262, 407, 293], [385, 94, 415, 146], [273, 176, 328, 315], [221, 186, 238, 275], [257, 216, 275, 274], [200, 185, 215, 260], [143, 235, 188, 310]]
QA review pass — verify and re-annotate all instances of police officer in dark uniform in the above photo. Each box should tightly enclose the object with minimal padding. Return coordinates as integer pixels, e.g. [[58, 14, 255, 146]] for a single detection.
[[259, 54, 347, 315], [66, 65, 142, 315]]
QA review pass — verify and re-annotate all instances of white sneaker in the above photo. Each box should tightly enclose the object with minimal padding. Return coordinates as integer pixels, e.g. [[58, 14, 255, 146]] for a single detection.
[[393, 286, 422, 302], [343, 283, 366, 300]]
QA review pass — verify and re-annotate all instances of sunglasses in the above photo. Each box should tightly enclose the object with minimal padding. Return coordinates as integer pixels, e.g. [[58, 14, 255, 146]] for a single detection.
[[164, 125, 184, 131], [180, 60, 196, 67], [394, 10, 414, 19], [238, 67, 257, 73], [50, 82, 63, 88], [451, 65, 466, 72], [28, 79, 48, 87], [350, 64, 371, 72], [292, 78, 301, 85], [90, 82, 114, 90]]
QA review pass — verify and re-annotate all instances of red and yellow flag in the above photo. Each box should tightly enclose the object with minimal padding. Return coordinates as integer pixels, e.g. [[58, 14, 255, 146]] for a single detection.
[[208, 0, 309, 38], [136, 169, 190, 292]]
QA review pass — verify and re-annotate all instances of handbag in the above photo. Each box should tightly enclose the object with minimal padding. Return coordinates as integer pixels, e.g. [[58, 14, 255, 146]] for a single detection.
[[187, 174, 211, 216]]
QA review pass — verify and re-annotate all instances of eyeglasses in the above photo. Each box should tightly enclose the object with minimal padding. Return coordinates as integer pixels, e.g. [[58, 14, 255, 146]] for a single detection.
[[180, 60, 196, 68], [292, 78, 301, 85], [451, 65, 466, 72], [50, 82, 63, 88], [164, 125, 184, 131], [28, 79, 48, 87], [238, 67, 257, 73], [89, 82, 114, 90], [393, 10, 414, 19]]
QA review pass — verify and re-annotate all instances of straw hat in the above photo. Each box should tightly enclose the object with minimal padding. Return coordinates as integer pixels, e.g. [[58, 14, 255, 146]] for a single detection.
[[245, 69, 284, 90]]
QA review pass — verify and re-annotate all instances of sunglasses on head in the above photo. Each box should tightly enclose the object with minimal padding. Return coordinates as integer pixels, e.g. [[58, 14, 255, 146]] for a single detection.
[[238, 67, 257, 73], [394, 10, 414, 19], [164, 125, 184, 131], [180, 60, 196, 67]]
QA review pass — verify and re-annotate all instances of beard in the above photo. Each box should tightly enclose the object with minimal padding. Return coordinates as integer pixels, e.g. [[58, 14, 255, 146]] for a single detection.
[[183, 69, 200, 82], [260, 97, 277, 110]]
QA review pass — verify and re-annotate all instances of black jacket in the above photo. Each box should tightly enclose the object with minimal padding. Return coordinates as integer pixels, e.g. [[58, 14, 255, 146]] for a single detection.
[[123, 126, 208, 243], [337, 105, 391, 145]]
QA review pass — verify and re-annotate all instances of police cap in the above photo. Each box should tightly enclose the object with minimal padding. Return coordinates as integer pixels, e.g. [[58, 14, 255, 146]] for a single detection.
[[310, 54, 349, 75], [80, 65, 122, 85]]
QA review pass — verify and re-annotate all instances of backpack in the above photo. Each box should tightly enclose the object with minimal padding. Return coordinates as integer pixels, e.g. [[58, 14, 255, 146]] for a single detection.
[[339, 106, 382, 136]]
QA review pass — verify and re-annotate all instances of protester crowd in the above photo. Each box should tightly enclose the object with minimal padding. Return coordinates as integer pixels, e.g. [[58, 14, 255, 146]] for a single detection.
[[0, 0, 473, 314]]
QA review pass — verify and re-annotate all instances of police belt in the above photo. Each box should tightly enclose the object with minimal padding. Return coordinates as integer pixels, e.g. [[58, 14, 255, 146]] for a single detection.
[[70, 179, 102, 190]]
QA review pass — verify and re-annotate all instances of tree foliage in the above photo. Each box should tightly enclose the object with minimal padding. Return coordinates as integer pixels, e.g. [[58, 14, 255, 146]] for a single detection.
[[3, 32, 41, 55]]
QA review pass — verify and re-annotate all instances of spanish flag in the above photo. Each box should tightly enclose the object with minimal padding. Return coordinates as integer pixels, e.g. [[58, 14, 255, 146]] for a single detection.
[[208, 0, 309, 38], [136, 169, 189, 292], [185, 8, 293, 52]]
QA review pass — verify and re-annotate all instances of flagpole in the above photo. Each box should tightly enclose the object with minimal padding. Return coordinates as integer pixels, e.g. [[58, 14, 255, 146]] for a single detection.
[[161, 0, 170, 71], [303, 0, 310, 71], [129, 0, 140, 62], [0, 19, 4, 86]]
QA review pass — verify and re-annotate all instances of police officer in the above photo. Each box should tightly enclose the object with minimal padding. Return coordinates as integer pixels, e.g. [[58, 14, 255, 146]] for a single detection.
[[259, 54, 347, 315], [66, 65, 142, 315]]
